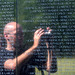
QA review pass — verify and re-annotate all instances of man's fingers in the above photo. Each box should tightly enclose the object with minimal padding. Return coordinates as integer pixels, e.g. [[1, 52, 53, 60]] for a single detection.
[[38, 29, 44, 35], [35, 28, 42, 34], [39, 32, 45, 37], [47, 27, 50, 30], [46, 27, 52, 32]]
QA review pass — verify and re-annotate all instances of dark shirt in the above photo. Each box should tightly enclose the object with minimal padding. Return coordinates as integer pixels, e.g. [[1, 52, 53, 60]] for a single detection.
[[20, 41, 57, 75], [0, 47, 41, 75], [0, 48, 15, 75], [0, 42, 57, 75]]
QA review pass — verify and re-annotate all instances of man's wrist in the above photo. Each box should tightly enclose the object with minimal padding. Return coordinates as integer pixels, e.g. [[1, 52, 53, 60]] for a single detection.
[[32, 44, 37, 49]]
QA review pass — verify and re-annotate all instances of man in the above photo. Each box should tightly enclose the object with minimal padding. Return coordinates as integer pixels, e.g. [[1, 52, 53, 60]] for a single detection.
[[0, 22, 54, 75]]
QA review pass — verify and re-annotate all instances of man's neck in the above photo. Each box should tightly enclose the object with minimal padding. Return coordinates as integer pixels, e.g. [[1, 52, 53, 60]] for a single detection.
[[6, 47, 15, 51], [6, 44, 15, 51]]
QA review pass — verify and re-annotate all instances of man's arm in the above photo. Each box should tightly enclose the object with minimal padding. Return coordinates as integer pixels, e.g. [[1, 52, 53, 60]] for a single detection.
[[42, 27, 52, 72], [46, 49, 52, 72], [4, 28, 44, 70]]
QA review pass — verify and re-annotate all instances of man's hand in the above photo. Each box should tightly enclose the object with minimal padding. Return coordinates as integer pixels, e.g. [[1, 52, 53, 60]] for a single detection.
[[46, 27, 52, 33], [33, 28, 44, 48]]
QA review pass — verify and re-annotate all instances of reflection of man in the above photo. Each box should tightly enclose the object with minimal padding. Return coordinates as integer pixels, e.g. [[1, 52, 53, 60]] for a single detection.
[[0, 22, 55, 75]]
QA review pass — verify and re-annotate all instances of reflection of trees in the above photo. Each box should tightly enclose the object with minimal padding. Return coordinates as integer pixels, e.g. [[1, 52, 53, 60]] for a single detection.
[[0, 0, 75, 57]]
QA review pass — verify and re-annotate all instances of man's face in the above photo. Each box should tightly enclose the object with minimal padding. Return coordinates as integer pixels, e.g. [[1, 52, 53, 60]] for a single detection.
[[8, 30, 17, 45], [5, 24, 23, 47]]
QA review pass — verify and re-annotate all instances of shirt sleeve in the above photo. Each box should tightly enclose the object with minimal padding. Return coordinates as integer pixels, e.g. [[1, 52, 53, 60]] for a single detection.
[[0, 49, 15, 75]]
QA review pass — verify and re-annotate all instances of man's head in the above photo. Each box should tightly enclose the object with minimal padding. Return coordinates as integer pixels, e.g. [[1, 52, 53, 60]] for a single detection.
[[4, 22, 23, 48]]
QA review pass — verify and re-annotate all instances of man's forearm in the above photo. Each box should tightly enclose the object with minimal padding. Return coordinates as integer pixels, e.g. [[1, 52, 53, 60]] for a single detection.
[[4, 45, 36, 70], [13, 45, 36, 65]]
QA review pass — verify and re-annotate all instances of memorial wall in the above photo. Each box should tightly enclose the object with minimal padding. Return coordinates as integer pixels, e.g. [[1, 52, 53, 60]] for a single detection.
[[0, 0, 75, 75], [18, 0, 75, 57]]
